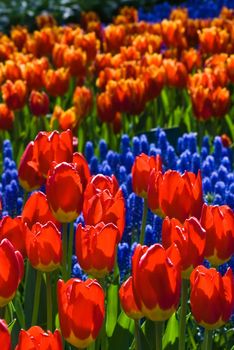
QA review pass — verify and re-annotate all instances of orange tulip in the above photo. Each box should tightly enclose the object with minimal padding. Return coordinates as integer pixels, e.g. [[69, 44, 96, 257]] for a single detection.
[[0, 239, 24, 307], [148, 169, 203, 223], [1, 80, 27, 110], [26, 222, 62, 272], [43, 68, 70, 97], [162, 216, 206, 278], [190, 266, 234, 329], [63, 47, 87, 77], [10, 25, 28, 50], [119, 276, 143, 319], [57, 278, 105, 348], [29, 90, 50, 116], [46, 162, 83, 222], [22, 58, 49, 91], [15, 326, 63, 350], [132, 243, 181, 321], [73, 86, 92, 120], [76, 222, 119, 278], [0, 216, 27, 257], [83, 174, 125, 241], [4, 60, 22, 81], [200, 204, 234, 266], [0, 103, 14, 130], [132, 153, 162, 198], [22, 191, 59, 230], [0, 319, 11, 350]]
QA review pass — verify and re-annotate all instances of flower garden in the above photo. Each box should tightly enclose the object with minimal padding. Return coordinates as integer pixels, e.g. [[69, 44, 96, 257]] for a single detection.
[[0, 0, 233, 349]]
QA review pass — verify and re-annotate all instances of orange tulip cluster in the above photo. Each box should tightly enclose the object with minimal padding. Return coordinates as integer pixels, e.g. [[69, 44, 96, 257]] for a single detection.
[[118, 152, 234, 329], [0, 6, 233, 133]]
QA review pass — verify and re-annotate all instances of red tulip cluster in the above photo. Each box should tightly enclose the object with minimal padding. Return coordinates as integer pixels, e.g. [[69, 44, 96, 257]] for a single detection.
[[119, 152, 234, 331]]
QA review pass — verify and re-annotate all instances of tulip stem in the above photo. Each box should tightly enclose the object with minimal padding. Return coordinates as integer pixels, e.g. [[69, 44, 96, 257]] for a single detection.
[[204, 329, 213, 350], [62, 223, 68, 281], [67, 222, 74, 279], [155, 321, 163, 350], [46, 272, 52, 331], [139, 199, 148, 244], [179, 279, 189, 350], [134, 320, 143, 350], [31, 270, 42, 325]]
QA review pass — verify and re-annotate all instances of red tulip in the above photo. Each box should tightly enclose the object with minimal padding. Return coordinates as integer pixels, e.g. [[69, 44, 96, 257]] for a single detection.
[[0, 239, 24, 307], [0, 319, 11, 350], [22, 191, 59, 230], [18, 141, 44, 192], [76, 222, 119, 278], [132, 243, 181, 321], [119, 276, 143, 319], [29, 90, 50, 116], [1, 79, 27, 110], [57, 278, 105, 348], [83, 175, 125, 241], [162, 216, 206, 278], [148, 169, 203, 223], [33, 129, 73, 178], [190, 266, 234, 329], [15, 326, 63, 350], [0, 215, 27, 256], [200, 204, 234, 266], [72, 152, 91, 190], [46, 162, 83, 222], [132, 153, 162, 198], [26, 222, 62, 272]]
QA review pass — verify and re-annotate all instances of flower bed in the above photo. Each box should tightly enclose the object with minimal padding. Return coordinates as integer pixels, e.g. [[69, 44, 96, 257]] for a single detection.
[[0, 3, 233, 350]]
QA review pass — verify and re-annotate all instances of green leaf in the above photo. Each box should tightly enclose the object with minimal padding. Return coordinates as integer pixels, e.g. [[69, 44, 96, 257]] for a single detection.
[[106, 283, 119, 337], [225, 114, 234, 143], [8, 318, 16, 333], [163, 313, 179, 350], [108, 311, 134, 350], [55, 313, 60, 330], [14, 295, 25, 329]]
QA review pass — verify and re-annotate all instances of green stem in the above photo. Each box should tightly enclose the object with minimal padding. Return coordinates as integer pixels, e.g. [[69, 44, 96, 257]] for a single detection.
[[155, 321, 163, 350], [46, 272, 52, 331], [31, 270, 42, 325], [179, 279, 189, 350], [67, 223, 74, 279], [203, 329, 213, 350], [134, 320, 142, 350], [139, 199, 148, 244], [62, 223, 68, 281]]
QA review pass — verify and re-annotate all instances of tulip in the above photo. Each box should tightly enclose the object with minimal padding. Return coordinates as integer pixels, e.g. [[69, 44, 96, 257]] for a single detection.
[[132, 243, 181, 321], [29, 90, 50, 116], [132, 153, 162, 198], [0, 319, 11, 350], [119, 276, 143, 320], [4, 60, 22, 82], [0, 215, 27, 256], [46, 162, 83, 222], [33, 129, 73, 178], [1, 79, 27, 110], [26, 222, 62, 272], [15, 326, 63, 350], [76, 222, 119, 278], [0, 103, 14, 130], [22, 58, 49, 91], [57, 278, 105, 348], [0, 239, 24, 307], [190, 266, 234, 329], [162, 216, 206, 278], [10, 25, 28, 50], [200, 204, 234, 266], [63, 47, 87, 77], [72, 152, 91, 190], [73, 86, 92, 120], [18, 141, 44, 192], [22, 191, 59, 230], [43, 68, 70, 97], [56, 107, 78, 131], [148, 169, 203, 223], [83, 174, 125, 241]]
